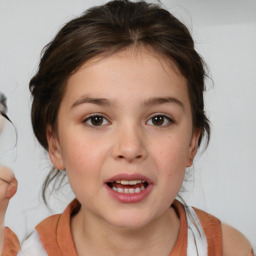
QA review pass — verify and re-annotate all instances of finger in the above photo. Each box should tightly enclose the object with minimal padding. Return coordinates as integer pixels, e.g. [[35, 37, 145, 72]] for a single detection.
[[0, 166, 15, 184], [5, 178, 18, 199], [0, 166, 17, 200]]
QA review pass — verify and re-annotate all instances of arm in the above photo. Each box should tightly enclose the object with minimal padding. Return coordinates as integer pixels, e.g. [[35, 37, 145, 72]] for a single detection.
[[222, 222, 254, 256], [0, 166, 20, 255]]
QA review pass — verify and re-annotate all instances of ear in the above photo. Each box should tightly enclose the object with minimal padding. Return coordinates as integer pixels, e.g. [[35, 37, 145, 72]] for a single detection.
[[186, 129, 201, 167], [46, 126, 65, 170]]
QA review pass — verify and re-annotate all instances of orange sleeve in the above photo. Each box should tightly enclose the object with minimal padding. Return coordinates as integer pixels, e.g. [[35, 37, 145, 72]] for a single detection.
[[2, 227, 20, 256]]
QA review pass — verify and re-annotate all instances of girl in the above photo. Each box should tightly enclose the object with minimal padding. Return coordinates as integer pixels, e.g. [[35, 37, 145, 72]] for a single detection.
[[0, 0, 254, 255]]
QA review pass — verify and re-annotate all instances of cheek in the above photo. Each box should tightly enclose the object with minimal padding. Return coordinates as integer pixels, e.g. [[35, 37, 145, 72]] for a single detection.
[[60, 133, 111, 188], [62, 139, 101, 172], [150, 134, 190, 197], [62, 139, 104, 200], [153, 134, 191, 170], [149, 139, 187, 211]]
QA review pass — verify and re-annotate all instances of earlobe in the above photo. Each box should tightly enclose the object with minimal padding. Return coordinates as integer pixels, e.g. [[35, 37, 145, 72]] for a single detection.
[[186, 129, 201, 167], [46, 126, 65, 170]]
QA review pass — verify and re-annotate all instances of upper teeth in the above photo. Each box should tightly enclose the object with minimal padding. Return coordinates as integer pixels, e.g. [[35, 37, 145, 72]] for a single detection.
[[115, 180, 145, 185]]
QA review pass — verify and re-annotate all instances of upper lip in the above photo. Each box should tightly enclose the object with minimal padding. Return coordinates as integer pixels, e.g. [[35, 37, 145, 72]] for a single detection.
[[105, 173, 153, 184]]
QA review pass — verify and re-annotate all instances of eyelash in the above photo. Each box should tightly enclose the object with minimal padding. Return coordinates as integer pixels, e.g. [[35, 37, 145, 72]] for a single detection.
[[146, 113, 174, 127], [82, 113, 174, 127], [82, 113, 110, 127]]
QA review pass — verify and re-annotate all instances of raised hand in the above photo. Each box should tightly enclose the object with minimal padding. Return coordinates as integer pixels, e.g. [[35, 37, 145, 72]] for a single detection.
[[0, 166, 17, 253]]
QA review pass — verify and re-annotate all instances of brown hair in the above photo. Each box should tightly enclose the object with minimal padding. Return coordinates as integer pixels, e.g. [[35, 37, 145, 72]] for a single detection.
[[29, 0, 210, 202]]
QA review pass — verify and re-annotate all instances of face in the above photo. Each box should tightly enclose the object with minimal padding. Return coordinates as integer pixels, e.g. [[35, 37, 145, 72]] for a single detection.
[[47, 48, 200, 230]]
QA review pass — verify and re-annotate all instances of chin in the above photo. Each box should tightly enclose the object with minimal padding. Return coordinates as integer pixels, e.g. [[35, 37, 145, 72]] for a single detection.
[[110, 220, 149, 231], [104, 210, 154, 231]]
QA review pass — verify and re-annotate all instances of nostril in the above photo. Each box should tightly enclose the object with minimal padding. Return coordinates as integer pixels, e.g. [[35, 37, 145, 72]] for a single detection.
[[117, 154, 143, 160]]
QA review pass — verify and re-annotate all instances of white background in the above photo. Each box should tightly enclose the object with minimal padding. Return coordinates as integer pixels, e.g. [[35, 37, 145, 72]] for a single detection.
[[0, 0, 255, 251]]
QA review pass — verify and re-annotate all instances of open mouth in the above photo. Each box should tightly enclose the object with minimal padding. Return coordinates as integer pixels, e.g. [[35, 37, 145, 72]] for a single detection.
[[107, 180, 149, 194]]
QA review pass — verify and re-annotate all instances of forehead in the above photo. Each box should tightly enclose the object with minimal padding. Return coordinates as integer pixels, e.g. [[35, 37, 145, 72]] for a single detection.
[[64, 48, 189, 108], [79, 47, 183, 80]]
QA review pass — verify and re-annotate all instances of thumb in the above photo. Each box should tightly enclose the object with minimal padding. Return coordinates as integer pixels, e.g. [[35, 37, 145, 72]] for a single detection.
[[0, 166, 17, 222]]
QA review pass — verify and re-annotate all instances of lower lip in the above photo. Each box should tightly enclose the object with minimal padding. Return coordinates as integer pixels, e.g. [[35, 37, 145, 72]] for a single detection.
[[105, 184, 153, 203]]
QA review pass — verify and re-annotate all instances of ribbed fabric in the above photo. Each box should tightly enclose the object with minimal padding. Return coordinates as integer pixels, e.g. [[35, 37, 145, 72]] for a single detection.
[[185, 205, 208, 255], [193, 207, 222, 255], [170, 201, 222, 256], [2, 227, 20, 256], [2, 200, 254, 255], [35, 200, 79, 256]]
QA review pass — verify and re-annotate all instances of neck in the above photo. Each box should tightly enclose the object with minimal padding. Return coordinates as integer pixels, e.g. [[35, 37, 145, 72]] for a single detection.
[[71, 206, 180, 256]]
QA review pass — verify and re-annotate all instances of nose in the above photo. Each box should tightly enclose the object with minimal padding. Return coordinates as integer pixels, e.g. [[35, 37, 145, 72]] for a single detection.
[[112, 123, 147, 162]]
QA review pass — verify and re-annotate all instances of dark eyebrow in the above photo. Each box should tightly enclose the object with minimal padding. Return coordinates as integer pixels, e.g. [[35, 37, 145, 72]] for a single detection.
[[71, 96, 184, 110], [71, 96, 111, 109], [143, 97, 184, 109]]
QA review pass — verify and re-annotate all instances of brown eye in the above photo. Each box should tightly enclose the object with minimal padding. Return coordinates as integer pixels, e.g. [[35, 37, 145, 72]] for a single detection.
[[84, 115, 109, 127], [147, 115, 173, 127], [152, 116, 164, 126], [91, 116, 103, 126]]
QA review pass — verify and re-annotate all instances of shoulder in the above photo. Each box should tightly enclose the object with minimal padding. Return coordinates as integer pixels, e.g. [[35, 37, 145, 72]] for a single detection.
[[35, 213, 62, 246], [193, 207, 253, 256], [36, 213, 61, 231], [192, 207, 222, 236], [221, 223, 253, 256], [192, 207, 223, 255], [176, 202, 253, 256], [192, 207, 221, 224]]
